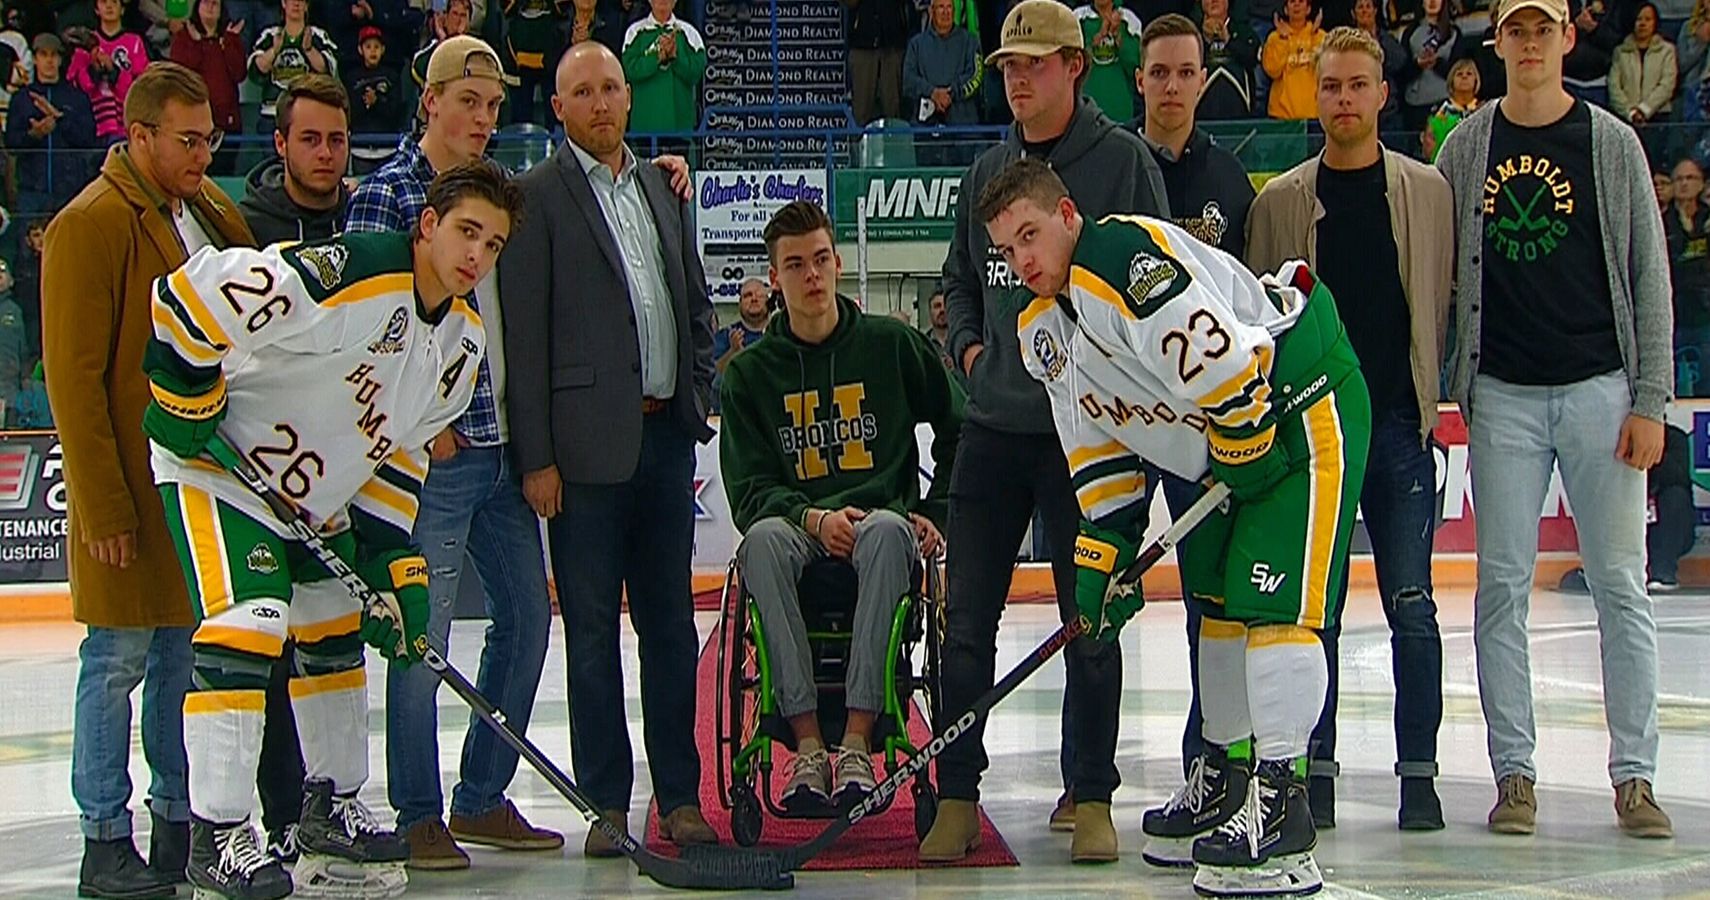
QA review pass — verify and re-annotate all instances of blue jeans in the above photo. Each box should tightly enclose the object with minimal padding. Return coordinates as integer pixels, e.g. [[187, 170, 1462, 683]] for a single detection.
[[1470, 372, 1659, 785], [71, 625, 193, 840], [1313, 408, 1443, 775], [549, 416, 701, 814], [386, 445, 552, 829]]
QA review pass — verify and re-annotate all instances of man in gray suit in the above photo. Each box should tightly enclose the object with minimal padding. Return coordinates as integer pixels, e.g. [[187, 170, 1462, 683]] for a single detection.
[[500, 40, 718, 856]]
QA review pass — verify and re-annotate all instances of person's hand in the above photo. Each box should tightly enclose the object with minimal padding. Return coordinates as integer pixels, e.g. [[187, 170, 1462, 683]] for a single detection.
[[1313, 8, 1323, 28], [813, 506, 865, 558], [33, 93, 60, 118], [1072, 521, 1142, 642], [93, 47, 113, 70], [228, 18, 244, 34], [306, 44, 326, 70], [653, 154, 693, 200], [910, 512, 943, 558], [87, 531, 136, 568], [1205, 17, 1227, 39], [1418, 47, 1437, 68], [932, 86, 951, 110], [1575, 5, 1597, 30], [1631, 108, 1648, 124], [1274, 13, 1292, 38], [573, 18, 590, 41], [729, 325, 747, 351], [428, 427, 459, 461], [167, 17, 184, 32], [523, 465, 563, 518], [28, 116, 52, 137], [1617, 414, 1665, 470], [960, 342, 983, 375]]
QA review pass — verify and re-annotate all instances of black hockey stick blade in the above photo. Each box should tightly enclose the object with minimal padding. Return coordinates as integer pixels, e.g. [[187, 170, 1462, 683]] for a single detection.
[[759, 480, 1235, 872], [206, 437, 793, 891]]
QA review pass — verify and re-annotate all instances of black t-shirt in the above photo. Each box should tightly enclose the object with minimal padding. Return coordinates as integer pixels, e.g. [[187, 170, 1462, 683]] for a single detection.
[[1666, 204, 1710, 329], [1479, 99, 1622, 385], [1315, 156, 1416, 416], [1022, 134, 1063, 160]]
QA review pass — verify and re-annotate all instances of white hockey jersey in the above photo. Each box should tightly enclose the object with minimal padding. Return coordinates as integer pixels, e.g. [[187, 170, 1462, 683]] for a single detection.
[[148, 231, 485, 545], [1018, 214, 1313, 527]]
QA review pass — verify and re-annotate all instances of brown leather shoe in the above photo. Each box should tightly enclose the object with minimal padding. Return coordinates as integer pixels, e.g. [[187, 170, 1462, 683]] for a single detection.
[[658, 805, 718, 845], [1615, 779, 1673, 839], [583, 810, 629, 859], [1048, 791, 1075, 832], [1488, 774, 1537, 835], [450, 799, 565, 851], [402, 819, 471, 871]]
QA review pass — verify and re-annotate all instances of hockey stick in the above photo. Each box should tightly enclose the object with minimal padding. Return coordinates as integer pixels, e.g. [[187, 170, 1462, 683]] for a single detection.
[[205, 436, 794, 891], [763, 479, 1234, 872]]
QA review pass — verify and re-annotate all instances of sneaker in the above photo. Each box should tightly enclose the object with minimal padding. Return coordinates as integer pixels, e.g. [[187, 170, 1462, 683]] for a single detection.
[[401, 818, 470, 871], [782, 744, 832, 808], [1647, 575, 1679, 593], [265, 824, 300, 866], [1048, 791, 1076, 832], [1488, 774, 1537, 835], [450, 799, 564, 851], [832, 746, 877, 803], [1615, 779, 1673, 838]]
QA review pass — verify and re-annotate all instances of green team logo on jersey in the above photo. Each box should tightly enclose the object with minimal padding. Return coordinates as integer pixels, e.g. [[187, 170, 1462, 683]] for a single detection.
[[1126, 250, 1191, 317], [1482, 153, 1576, 264], [246, 544, 280, 576], [299, 243, 349, 291]]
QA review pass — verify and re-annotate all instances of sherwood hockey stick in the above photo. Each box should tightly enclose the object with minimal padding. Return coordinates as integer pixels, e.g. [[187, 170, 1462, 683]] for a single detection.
[[206, 437, 794, 892], [764, 480, 1234, 872]]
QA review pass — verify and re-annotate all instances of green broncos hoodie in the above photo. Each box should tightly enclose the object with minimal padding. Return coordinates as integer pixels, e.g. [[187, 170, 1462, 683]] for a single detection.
[[719, 294, 965, 535]]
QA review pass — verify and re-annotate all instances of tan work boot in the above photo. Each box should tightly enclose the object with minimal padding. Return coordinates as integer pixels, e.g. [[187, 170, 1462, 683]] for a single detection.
[[450, 799, 565, 851], [582, 810, 628, 859], [1615, 779, 1673, 838], [659, 806, 719, 845], [918, 799, 981, 862], [1070, 801, 1118, 864], [1488, 774, 1537, 835], [1048, 791, 1075, 832], [402, 819, 471, 871]]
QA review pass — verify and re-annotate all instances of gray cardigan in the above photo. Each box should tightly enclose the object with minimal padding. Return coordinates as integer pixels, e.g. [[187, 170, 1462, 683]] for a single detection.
[[1433, 101, 1674, 421]]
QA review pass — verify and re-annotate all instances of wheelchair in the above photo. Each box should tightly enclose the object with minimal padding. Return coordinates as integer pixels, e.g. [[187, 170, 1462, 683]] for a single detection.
[[713, 551, 945, 847]]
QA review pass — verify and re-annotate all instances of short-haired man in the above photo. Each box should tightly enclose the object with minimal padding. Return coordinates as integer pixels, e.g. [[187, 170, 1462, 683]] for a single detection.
[[903, 0, 983, 166], [720, 200, 963, 809], [146, 160, 521, 900], [714, 277, 771, 375], [241, 74, 352, 246], [347, 35, 563, 870], [1128, 13, 1258, 835], [923, 0, 1168, 864], [1435, 0, 1675, 839], [980, 156, 1369, 899], [9, 31, 97, 217], [43, 62, 255, 900], [1246, 25, 1454, 833]]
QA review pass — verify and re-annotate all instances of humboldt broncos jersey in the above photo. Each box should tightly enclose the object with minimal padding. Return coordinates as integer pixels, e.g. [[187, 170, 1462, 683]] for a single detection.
[[147, 231, 485, 546], [1018, 214, 1315, 527]]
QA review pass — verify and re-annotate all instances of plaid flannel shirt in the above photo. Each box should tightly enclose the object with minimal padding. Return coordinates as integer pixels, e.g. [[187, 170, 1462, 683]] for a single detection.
[[346, 139, 504, 446]]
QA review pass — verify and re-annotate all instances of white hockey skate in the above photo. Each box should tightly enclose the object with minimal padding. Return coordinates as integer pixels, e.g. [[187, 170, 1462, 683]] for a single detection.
[[1192, 852, 1322, 898], [293, 780, 408, 899]]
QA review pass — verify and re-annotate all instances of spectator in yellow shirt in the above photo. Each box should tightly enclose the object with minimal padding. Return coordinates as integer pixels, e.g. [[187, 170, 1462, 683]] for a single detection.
[[1261, 0, 1325, 119]]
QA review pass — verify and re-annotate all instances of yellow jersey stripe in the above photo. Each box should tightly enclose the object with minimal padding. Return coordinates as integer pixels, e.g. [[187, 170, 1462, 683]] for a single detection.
[[387, 449, 428, 482], [151, 305, 223, 366], [180, 485, 233, 619], [289, 668, 368, 699], [1248, 624, 1321, 648], [1200, 618, 1249, 641], [192, 623, 286, 658], [290, 612, 362, 645], [357, 477, 419, 523], [323, 272, 414, 309], [448, 297, 482, 330], [1067, 440, 1130, 471], [1077, 471, 1145, 513], [1017, 297, 1057, 331], [1070, 267, 1136, 320], [169, 269, 234, 350], [1300, 393, 1346, 629], [184, 689, 266, 715]]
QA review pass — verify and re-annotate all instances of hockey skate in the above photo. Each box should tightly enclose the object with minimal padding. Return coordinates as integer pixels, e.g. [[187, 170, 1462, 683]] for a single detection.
[[293, 780, 408, 899], [188, 816, 294, 900], [1191, 760, 1321, 898], [1142, 744, 1251, 868]]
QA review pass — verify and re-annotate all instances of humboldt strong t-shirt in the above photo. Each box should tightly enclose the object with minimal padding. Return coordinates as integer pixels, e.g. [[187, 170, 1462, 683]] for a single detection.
[[1479, 99, 1622, 385]]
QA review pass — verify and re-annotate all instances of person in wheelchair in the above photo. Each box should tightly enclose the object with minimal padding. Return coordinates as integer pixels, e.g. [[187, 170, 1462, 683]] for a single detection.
[[719, 199, 965, 809]]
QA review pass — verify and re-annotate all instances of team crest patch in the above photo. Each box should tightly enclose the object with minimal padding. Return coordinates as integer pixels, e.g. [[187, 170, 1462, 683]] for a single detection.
[[1125, 250, 1191, 316], [246, 544, 279, 576], [299, 243, 349, 291], [368, 308, 409, 356], [1032, 330, 1067, 381]]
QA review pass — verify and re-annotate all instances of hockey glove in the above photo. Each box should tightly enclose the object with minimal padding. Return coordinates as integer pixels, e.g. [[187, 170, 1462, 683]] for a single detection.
[[1073, 521, 1144, 642], [357, 550, 430, 666], [1211, 440, 1291, 505], [142, 372, 227, 460]]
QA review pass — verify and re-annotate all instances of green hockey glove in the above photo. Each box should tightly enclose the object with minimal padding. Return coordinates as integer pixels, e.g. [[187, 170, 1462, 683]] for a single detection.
[[142, 373, 227, 460], [1073, 521, 1144, 642], [357, 550, 430, 666], [1212, 440, 1292, 505]]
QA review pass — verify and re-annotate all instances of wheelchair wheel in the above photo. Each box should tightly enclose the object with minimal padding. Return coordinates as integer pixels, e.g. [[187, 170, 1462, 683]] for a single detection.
[[713, 561, 740, 808], [912, 780, 938, 842], [731, 782, 764, 847]]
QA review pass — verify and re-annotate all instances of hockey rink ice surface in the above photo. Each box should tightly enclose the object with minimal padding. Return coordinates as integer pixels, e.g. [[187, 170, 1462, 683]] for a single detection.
[[2, 587, 1710, 898]]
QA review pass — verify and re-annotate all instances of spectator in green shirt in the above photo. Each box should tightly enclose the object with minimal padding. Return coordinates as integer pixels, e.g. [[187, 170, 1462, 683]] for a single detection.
[[1076, 0, 1143, 122], [621, 0, 704, 135]]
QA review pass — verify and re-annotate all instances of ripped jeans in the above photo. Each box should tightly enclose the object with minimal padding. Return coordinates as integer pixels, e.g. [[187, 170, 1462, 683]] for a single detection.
[[385, 445, 552, 830], [1312, 407, 1444, 779]]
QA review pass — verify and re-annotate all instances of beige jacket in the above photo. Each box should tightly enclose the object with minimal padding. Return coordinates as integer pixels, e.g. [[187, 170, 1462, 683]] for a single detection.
[[1245, 146, 1453, 443], [1610, 36, 1678, 119]]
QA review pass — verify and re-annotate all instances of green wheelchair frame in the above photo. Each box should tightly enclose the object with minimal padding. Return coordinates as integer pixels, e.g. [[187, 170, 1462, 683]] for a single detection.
[[712, 554, 945, 847]]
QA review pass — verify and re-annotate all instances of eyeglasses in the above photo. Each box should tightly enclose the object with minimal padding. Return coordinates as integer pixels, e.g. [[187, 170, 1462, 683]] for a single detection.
[[139, 122, 224, 154]]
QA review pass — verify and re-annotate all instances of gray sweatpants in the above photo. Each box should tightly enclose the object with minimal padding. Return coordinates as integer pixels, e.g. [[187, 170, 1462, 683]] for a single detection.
[[736, 511, 917, 719]]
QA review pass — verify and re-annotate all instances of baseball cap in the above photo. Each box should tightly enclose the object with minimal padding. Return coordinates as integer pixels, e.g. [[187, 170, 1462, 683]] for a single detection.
[[425, 34, 519, 87], [30, 32, 62, 53], [1494, 0, 1570, 26], [358, 25, 383, 44], [986, 0, 1085, 65]]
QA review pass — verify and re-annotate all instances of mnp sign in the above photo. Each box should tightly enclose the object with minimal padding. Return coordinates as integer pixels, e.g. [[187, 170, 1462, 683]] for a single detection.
[[833, 167, 964, 241]]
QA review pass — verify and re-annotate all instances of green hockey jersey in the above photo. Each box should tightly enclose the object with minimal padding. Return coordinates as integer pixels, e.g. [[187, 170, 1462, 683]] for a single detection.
[[621, 15, 706, 134]]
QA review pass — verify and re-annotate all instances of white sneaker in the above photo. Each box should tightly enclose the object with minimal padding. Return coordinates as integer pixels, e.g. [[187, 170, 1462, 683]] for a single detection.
[[782, 746, 831, 806], [832, 747, 877, 803]]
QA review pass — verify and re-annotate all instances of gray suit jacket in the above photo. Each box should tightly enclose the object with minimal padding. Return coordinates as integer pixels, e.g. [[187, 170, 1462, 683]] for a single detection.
[[502, 143, 716, 484]]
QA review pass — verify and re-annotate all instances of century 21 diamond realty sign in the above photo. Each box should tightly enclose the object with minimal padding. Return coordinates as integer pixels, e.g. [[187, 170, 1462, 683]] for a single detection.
[[833, 168, 964, 242]]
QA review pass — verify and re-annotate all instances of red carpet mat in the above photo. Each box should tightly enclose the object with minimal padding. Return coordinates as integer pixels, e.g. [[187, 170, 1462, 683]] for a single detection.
[[641, 631, 1017, 871]]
